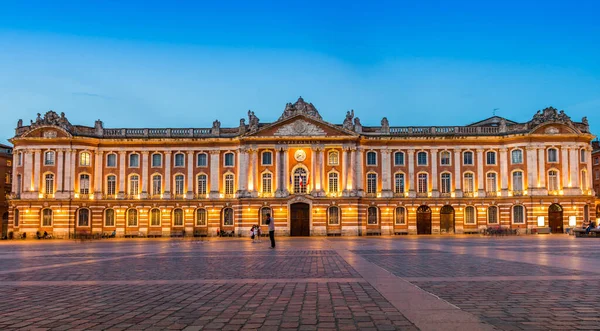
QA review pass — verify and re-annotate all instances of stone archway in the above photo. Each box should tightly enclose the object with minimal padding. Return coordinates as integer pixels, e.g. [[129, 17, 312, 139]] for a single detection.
[[440, 205, 455, 234], [548, 203, 563, 233], [417, 205, 432, 235]]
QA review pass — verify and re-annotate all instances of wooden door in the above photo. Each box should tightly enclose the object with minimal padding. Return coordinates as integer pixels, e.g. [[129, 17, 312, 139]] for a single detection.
[[417, 206, 432, 235], [548, 204, 563, 233], [440, 205, 455, 234], [291, 203, 310, 236]]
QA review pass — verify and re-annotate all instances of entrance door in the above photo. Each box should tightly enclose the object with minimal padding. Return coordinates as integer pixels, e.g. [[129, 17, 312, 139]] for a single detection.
[[417, 205, 432, 235], [290, 203, 310, 236], [440, 205, 455, 234], [1, 212, 7, 239], [548, 203, 563, 233]]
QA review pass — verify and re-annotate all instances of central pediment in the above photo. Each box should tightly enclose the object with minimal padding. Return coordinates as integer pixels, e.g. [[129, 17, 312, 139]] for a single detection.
[[246, 113, 357, 138], [274, 119, 326, 136]]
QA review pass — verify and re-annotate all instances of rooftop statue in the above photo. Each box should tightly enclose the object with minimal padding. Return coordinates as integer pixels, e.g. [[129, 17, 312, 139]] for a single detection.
[[279, 96, 322, 120]]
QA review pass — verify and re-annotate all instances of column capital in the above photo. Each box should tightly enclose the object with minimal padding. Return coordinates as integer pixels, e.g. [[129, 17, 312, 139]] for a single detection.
[[118, 151, 127, 155], [186, 150, 194, 155], [430, 148, 438, 154], [141, 151, 149, 156], [453, 148, 462, 153], [381, 148, 391, 155], [407, 149, 416, 154], [209, 150, 221, 155], [476, 148, 485, 153], [499, 147, 508, 152]]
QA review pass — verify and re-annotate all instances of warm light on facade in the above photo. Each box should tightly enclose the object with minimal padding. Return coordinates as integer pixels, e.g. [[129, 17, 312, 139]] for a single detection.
[[568, 216, 577, 227], [537, 216, 545, 227]]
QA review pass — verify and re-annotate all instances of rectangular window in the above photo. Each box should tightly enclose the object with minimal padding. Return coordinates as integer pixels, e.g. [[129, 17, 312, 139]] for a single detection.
[[152, 176, 162, 195], [174, 153, 185, 167], [129, 154, 139, 167], [80, 152, 91, 166], [18, 153, 23, 166], [197, 153, 207, 167], [417, 152, 427, 166], [548, 171, 559, 191], [224, 175, 234, 195], [366, 152, 377, 166], [328, 173, 339, 193], [106, 154, 117, 167], [328, 207, 339, 225], [150, 209, 161, 226], [262, 152, 272, 165], [486, 151, 496, 165], [548, 148, 558, 163], [511, 150, 523, 164], [45, 174, 54, 195], [440, 174, 451, 193], [262, 173, 272, 194], [394, 173, 405, 194], [79, 174, 90, 194], [594, 157, 599, 165], [129, 176, 139, 195], [512, 172, 523, 191], [394, 152, 404, 166], [107, 176, 116, 195], [417, 174, 428, 193], [486, 173, 497, 193], [463, 174, 474, 193], [440, 152, 451, 165], [487, 207, 498, 224], [465, 207, 476, 224], [42, 209, 52, 226], [580, 150, 586, 163], [463, 152, 473, 165], [152, 154, 162, 167], [175, 175, 184, 195], [197, 175, 207, 195], [224, 153, 234, 167], [105, 209, 115, 227], [367, 174, 377, 194], [513, 206, 524, 224], [44, 152, 55, 166]]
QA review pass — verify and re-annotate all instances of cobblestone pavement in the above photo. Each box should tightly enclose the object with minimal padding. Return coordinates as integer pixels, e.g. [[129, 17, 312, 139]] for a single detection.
[[0, 235, 598, 330]]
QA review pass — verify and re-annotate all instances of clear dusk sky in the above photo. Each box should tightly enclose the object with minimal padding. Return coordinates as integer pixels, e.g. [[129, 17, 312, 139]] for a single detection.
[[1, 0, 599, 145]]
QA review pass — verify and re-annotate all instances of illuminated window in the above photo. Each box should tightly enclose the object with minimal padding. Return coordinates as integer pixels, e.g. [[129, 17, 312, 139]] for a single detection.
[[548, 170, 559, 191], [465, 206, 476, 224], [106, 175, 116, 195], [329, 151, 339, 165], [367, 173, 377, 194], [79, 174, 90, 194], [41, 208, 53, 226], [417, 173, 428, 193], [174, 175, 184, 195], [173, 209, 184, 226], [44, 173, 54, 194], [127, 209, 138, 227], [260, 207, 272, 225], [262, 173, 272, 194], [294, 168, 308, 194], [150, 208, 161, 226], [44, 151, 55, 166], [104, 209, 115, 227], [395, 207, 405, 225], [394, 173, 405, 194], [486, 173, 497, 193], [196, 209, 206, 226], [80, 152, 91, 167], [129, 175, 139, 196], [367, 207, 378, 225], [463, 173, 474, 193], [512, 171, 523, 191], [152, 175, 162, 196], [511, 149, 523, 164], [487, 206, 498, 224], [513, 205, 525, 224], [78, 209, 90, 227], [328, 172, 339, 193], [328, 206, 339, 225], [224, 174, 234, 195], [197, 174, 207, 195], [440, 173, 451, 194], [222, 207, 234, 226]]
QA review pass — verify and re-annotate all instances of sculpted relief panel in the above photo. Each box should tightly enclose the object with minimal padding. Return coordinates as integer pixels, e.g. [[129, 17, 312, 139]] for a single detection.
[[274, 120, 326, 136]]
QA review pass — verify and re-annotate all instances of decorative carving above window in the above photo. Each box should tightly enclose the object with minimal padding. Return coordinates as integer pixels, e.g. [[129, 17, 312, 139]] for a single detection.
[[274, 120, 326, 136]]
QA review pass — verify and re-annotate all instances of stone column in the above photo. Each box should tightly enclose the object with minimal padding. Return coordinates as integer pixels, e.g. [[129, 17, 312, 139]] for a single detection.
[[94, 151, 104, 199], [476, 149, 484, 195], [247, 148, 256, 195], [56, 150, 64, 193], [561, 147, 569, 189], [569, 146, 579, 188], [355, 147, 364, 196], [586, 147, 593, 194], [526, 147, 537, 193], [430, 149, 439, 197], [282, 147, 289, 194], [162, 151, 171, 198], [381, 148, 392, 197], [499, 148, 508, 196], [453, 148, 462, 197], [348, 147, 355, 193], [341, 147, 348, 196], [275, 147, 282, 195], [408, 149, 416, 198], [186, 151, 194, 199], [311, 145, 318, 195], [118, 151, 126, 198], [69, 151, 76, 197], [538, 146, 546, 188], [11, 152, 18, 195], [209, 150, 220, 198], [33, 149, 41, 194], [23, 151, 33, 193], [63, 150, 72, 194]]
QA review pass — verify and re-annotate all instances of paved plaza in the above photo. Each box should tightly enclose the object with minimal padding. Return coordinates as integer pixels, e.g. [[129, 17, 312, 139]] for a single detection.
[[0, 235, 599, 330]]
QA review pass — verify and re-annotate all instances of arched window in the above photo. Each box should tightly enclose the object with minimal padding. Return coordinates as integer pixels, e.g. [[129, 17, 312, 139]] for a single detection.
[[440, 151, 451, 165], [129, 175, 139, 196], [548, 170, 559, 191], [328, 206, 340, 225], [224, 152, 234, 167], [174, 174, 185, 195], [78, 209, 90, 227], [394, 152, 404, 166], [512, 205, 525, 224], [197, 174, 207, 195], [367, 207, 378, 225], [293, 168, 308, 194], [366, 173, 377, 194], [366, 151, 377, 166], [512, 171, 523, 192], [151, 153, 162, 167], [328, 172, 339, 194], [79, 174, 90, 194], [417, 173, 428, 193], [44, 173, 54, 195], [41, 208, 53, 226], [222, 207, 234, 226], [486, 173, 497, 193], [463, 151, 474, 165], [44, 151, 55, 166], [224, 174, 234, 195], [106, 153, 117, 167], [173, 209, 184, 226], [127, 209, 138, 227], [260, 207, 272, 225], [487, 206, 498, 224], [80, 152, 91, 166], [152, 174, 162, 196], [394, 173, 405, 194], [262, 151, 272, 165], [463, 173, 474, 193], [328, 151, 339, 166], [581, 170, 588, 191], [14, 209, 20, 227], [417, 151, 428, 166], [196, 209, 207, 226], [511, 149, 523, 164], [104, 209, 115, 227], [547, 148, 558, 163], [174, 153, 185, 167], [150, 208, 161, 226], [262, 172, 273, 194], [395, 207, 406, 225], [106, 175, 116, 196], [440, 173, 451, 193], [128, 153, 139, 167], [486, 151, 496, 165], [464, 206, 476, 224], [197, 153, 208, 167]]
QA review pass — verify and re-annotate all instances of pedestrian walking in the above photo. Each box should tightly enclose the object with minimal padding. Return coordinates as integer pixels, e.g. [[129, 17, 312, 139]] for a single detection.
[[266, 213, 275, 248]]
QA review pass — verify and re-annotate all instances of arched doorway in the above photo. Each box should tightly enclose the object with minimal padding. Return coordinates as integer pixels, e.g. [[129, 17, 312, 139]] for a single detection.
[[417, 205, 432, 235], [440, 205, 455, 234], [548, 203, 563, 233], [290, 203, 310, 236]]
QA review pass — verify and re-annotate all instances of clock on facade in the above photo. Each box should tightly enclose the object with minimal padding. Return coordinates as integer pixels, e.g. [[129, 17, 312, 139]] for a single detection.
[[294, 149, 306, 162]]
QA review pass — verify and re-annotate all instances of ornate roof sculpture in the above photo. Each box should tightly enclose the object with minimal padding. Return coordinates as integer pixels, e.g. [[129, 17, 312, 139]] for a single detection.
[[26, 110, 73, 131], [279, 97, 322, 120]]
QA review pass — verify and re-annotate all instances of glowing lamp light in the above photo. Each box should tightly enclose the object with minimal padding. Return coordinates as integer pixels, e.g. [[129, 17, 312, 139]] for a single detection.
[[537, 216, 545, 227], [523, 190, 528, 195], [38, 193, 43, 198], [568, 216, 577, 227], [559, 190, 564, 195], [74, 193, 79, 198]]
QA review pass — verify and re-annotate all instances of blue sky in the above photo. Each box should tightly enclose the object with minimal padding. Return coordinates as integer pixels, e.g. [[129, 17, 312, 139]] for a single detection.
[[1, 0, 599, 144]]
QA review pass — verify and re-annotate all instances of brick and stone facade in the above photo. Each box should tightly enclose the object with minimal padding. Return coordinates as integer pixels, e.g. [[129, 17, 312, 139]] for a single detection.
[[6, 98, 598, 238], [1, 143, 13, 238]]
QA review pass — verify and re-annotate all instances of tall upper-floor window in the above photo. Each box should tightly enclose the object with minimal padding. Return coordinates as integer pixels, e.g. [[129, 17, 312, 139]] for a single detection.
[[367, 173, 377, 194], [174, 153, 185, 167], [394, 173, 405, 194], [328, 172, 339, 194], [328, 151, 339, 166], [463, 173, 474, 193], [262, 151, 272, 166], [152, 153, 162, 167], [224, 152, 234, 167], [174, 174, 184, 195], [440, 151, 451, 165], [417, 152, 428, 166], [366, 151, 377, 166], [80, 152, 91, 167], [152, 174, 162, 196], [417, 173, 428, 193], [548, 170, 559, 191], [16, 174, 22, 194], [581, 170, 588, 191], [106, 175, 116, 195], [394, 152, 404, 166], [547, 148, 558, 163], [440, 173, 451, 193], [262, 172, 273, 194], [224, 174, 234, 195], [44, 151, 55, 166], [197, 153, 208, 167], [17, 152, 23, 166], [197, 174, 207, 195], [463, 151, 474, 165], [511, 149, 523, 164], [293, 168, 308, 194], [486, 151, 496, 165], [44, 173, 54, 194], [79, 174, 90, 194], [129, 175, 139, 196], [486, 173, 497, 193], [129, 153, 139, 167], [580, 149, 586, 163], [106, 153, 117, 167], [512, 171, 523, 192]]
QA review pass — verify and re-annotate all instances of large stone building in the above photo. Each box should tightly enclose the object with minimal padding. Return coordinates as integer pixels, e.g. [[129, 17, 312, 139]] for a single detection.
[[593, 140, 600, 198], [6, 98, 599, 238], [1, 143, 13, 238]]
